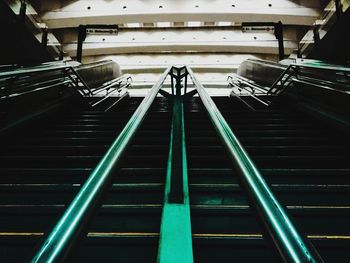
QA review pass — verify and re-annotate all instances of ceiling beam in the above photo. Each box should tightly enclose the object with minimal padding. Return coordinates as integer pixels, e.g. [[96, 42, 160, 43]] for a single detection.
[[59, 27, 298, 56], [37, 0, 322, 28]]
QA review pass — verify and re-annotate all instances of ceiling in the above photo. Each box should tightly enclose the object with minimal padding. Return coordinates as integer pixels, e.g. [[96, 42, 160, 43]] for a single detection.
[[25, 0, 328, 88]]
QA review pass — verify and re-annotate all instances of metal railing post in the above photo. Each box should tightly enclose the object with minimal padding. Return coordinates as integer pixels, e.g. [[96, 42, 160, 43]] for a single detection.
[[41, 27, 48, 48], [19, 1, 26, 23], [313, 25, 320, 46], [275, 21, 285, 61], [76, 25, 86, 63], [335, 0, 343, 18]]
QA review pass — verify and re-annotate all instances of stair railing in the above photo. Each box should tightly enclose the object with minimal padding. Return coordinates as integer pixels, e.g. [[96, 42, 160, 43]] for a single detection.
[[268, 59, 350, 97], [0, 62, 74, 100], [0, 61, 132, 108], [298, 0, 350, 58], [227, 59, 350, 107], [188, 66, 323, 263], [31, 65, 324, 262]]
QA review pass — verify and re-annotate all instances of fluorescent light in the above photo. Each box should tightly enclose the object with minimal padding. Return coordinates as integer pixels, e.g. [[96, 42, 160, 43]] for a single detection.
[[126, 23, 141, 28], [217, 22, 233, 26], [157, 22, 171, 27], [187, 21, 201, 27]]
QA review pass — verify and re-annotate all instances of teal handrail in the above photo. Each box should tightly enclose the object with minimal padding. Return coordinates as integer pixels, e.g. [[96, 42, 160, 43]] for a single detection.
[[187, 66, 323, 263], [32, 67, 171, 262]]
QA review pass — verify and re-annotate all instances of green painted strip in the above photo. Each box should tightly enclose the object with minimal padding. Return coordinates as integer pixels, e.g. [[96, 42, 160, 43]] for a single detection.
[[32, 67, 172, 263], [187, 66, 323, 263], [158, 98, 193, 263]]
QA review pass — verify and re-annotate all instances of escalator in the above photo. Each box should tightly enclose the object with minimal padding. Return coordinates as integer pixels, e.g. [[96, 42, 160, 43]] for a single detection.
[[0, 95, 279, 262], [0, 96, 300, 262], [185, 98, 277, 262], [187, 96, 350, 262], [0, 98, 140, 261], [0, 62, 349, 262]]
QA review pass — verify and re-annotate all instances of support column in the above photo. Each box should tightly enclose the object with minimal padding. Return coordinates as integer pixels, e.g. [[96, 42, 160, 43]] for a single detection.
[[313, 25, 320, 46], [275, 21, 285, 61], [19, 1, 26, 23], [76, 25, 86, 63], [335, 0, 343, 19], [41, 27, 48, 48]]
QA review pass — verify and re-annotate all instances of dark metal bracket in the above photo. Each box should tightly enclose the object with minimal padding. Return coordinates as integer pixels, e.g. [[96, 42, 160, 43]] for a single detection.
[[19, 1, 26, 23], [182, 89, 198, 100], [159, 66, 198, 100], [335, 0, 343, 18], [41, 27, 48, 48], [76, 24, 119, 62], [158, 89, 172, 99], [242, 22, 285, 60]]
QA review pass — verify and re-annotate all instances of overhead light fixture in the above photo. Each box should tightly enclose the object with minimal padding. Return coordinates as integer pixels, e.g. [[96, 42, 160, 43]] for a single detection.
[[187, 21, 201, 27], [157, 22, 171, 27], [125, 23, 141, 28], [217, 22, 232, 26]]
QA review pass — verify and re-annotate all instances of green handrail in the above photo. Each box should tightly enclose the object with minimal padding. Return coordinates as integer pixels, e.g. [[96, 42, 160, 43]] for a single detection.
[[32, 67, 172, 262], [187, 66, 323, 263]]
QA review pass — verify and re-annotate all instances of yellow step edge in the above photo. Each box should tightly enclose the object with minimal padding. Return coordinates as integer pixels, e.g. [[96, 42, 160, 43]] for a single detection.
[[1, 232, 350, 240]]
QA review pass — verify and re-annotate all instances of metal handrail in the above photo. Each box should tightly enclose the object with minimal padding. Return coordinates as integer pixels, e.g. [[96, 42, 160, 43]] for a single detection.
[[0, 64, 73, 100], [227, 74, 271, 106], [31, 67, 171, 262], [0, 62, 132, 108], [90, 74, 132, 95], [187, 66, 323, 263], [292, 59, 350, 73], [231, 73, 270, 93], [0, 79, 71, 100], [0, 62, 72, 78], [228, 59, 350, 107], [292, 76, 350, 95], [269, 60, 350, 96]]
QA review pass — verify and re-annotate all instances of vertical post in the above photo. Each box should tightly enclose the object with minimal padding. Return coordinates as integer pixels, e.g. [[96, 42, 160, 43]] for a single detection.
[[297, 46, 302, 58], [41, 27, 48, 48], [19, 1, 26, 23], [275, 21, 285, 61], [76, 25, 86, 63], [184, 70, 188, 94], [313, 25, 320, 46], [59, 49, 64, 60], [170, 74, 174, 95], [335, 0, 343, 19]]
